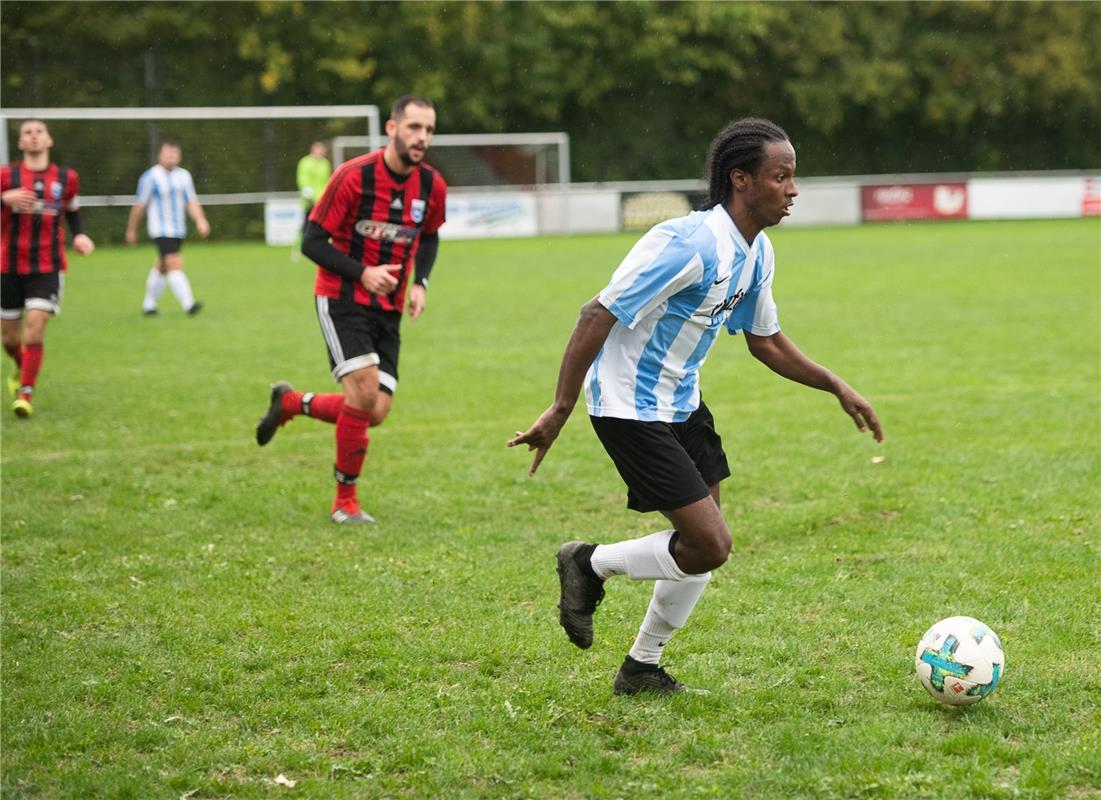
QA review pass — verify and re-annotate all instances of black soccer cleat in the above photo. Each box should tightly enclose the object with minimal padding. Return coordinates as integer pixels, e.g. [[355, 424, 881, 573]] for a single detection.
[[187, 300, 203, 316], [556, 541, 605, 649], [256, 381, 294, 446], [613, 655, 687, 696]]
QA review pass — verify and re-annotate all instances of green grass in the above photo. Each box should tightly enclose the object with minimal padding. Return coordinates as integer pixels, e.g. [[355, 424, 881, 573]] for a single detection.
[[2, 219, 1099, 799]]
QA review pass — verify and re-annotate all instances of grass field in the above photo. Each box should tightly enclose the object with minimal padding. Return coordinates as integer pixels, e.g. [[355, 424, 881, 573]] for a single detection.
[[2, 219, 1099, 799]]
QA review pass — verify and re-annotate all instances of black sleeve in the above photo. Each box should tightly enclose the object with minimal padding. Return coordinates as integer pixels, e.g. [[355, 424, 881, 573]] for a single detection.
[[65, 209, 85, 236], [413, 233, 439, 288], [302, 221, 365, 282]]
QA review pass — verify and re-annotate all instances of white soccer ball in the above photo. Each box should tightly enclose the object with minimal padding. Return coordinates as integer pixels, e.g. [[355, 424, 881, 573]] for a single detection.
[[914, 616, 1005, 705]]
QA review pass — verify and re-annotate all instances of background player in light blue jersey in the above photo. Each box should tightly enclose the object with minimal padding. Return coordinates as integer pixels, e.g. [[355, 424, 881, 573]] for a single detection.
[[126, 141, 210, 316], [509, 117, 883, 696]]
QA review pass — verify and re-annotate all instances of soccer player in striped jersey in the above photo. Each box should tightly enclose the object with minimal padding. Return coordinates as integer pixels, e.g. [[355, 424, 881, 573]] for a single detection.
[[255, 96, 447, 525], [509, 118, 883, 695], [125, 141, 210, 316], [1, 118, 95, 418]]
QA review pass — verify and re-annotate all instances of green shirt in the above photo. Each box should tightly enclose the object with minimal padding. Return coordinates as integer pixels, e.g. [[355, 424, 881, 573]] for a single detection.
[[296, 154, 332, 207]]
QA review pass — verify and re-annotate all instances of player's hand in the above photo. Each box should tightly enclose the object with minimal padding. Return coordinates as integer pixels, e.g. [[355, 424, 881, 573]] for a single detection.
[[360, 264, 402, 294], [125, 227, 138, 245], [2, 188, 36, 212], [507, 406, 570, 477], [196, 219, 211, 238], [835, 383, 883, 442], [72, 234, 95, 255], [407, 283, 426, 321]]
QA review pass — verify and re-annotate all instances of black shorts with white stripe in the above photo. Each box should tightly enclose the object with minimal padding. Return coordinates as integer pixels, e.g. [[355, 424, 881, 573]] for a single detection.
[[314, 294, 401, 394], [1, 271, 62, 318]]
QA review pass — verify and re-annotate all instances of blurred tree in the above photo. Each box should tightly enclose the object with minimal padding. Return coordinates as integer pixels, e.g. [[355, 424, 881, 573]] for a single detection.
[[2, 0, 1098, 179]]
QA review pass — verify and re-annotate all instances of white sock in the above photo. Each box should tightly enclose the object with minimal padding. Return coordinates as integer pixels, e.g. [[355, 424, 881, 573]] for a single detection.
[[166, 270, 195, 310], [143, 268, 166, 311], [628, 573, 712, 664], [590, 530, 688, 581]]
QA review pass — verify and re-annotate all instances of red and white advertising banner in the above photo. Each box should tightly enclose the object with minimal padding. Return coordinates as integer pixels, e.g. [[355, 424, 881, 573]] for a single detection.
[[1082, 177, 1101, 217], [861, 182, 968, 222]]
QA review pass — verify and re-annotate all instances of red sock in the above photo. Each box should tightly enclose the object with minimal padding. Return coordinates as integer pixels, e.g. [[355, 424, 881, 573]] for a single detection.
[[19, 343, 43, 391], [333, 403, 371, 510], [281, 391, 344, 424], [4, 341, 21, 368], [306, 393, 344, 423], [281, 391, 304, 418]]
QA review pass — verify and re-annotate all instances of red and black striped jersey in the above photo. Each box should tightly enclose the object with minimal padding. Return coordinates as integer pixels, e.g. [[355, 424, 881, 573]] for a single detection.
[[1, 161, 80, 275], [309, 149, 447, 312]]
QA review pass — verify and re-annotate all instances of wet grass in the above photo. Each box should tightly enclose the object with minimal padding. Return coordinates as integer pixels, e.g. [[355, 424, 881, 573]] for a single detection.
[[2, 219, 1099, 798]]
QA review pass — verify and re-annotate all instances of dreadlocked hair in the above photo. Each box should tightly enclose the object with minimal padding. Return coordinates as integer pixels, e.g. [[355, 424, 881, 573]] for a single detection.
[[704, 117, 789, 209]]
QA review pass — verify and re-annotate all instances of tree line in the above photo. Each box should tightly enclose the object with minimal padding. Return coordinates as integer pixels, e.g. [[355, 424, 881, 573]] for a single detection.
[[3, 0, 1098, 182]]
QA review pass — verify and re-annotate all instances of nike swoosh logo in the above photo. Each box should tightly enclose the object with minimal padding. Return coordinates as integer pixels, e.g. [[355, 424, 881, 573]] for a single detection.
[[713, 276, 730, 287]]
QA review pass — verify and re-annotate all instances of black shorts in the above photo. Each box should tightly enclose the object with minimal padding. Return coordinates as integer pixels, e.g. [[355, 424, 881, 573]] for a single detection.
[[590, 400, 731, 513], [154, 238, 183, 256], [315, 295, 401, 395], [1, 271, 62, 318]]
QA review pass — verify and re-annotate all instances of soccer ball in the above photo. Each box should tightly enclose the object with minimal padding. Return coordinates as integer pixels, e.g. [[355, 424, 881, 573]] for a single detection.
[[914, 616, 1005, 705]]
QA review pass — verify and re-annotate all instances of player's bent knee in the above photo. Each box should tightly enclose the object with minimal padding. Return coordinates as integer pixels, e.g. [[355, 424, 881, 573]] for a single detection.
[[708, 531, 732, 569], [341, 373, 379, 411], [369, 397, 393, 427], [692, 527, 732, 572]]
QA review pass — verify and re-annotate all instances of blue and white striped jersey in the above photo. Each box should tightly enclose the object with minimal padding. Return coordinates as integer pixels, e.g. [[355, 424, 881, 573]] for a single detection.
[[585, 205, 781, 423], [135, 164, 197, 239]]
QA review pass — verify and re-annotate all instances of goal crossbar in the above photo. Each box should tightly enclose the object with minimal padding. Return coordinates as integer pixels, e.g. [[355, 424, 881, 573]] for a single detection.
[[331, 132, 571, 187], [0, 105, 382, 164]]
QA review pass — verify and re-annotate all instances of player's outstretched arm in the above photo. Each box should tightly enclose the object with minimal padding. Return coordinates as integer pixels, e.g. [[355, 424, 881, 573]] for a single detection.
[[744, 331, 883, 442], [508, 298, 618, 475]]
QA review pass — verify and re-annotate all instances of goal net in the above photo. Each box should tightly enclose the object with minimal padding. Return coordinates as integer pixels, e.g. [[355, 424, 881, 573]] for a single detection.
[[334, 132, 572, 236], [0, 106, 381, 242], [332, 132, 569, 190]]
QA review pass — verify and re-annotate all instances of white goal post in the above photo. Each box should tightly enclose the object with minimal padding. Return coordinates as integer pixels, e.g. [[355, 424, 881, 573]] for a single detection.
[[1, 108, 579, 237], [0, 105, 382, 243], [0, 105, 382, 205]]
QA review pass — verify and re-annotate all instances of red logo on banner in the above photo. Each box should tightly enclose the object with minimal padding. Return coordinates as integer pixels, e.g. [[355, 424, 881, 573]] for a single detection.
[[861, 183, 969, 222], [1082, 178, 1101, 216]]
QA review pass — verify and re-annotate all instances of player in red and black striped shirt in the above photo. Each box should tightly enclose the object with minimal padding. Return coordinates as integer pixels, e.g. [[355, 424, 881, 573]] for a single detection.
[[1, 118, 95, 418], [255, 96, 448, 524]]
